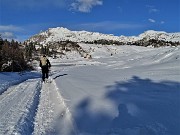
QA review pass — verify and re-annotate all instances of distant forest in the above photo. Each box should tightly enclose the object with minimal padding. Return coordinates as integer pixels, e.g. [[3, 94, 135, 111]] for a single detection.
[[0, 35, 34, 72]]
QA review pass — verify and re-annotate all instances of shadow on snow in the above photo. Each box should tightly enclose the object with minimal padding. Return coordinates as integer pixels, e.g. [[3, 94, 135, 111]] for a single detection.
[[53, 74, 68, 80], [74, 76, 180, 135]]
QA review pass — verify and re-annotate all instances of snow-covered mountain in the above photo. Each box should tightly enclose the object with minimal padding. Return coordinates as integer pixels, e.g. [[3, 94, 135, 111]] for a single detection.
[[28, 27, 124, 44], [27, 27, 180, 45], [25, 27, 180, 60], [138, 30, 180, 42]]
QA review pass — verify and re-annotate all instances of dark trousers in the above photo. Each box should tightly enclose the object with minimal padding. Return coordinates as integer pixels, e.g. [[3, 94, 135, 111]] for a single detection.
[[41, 66, 49, 81]]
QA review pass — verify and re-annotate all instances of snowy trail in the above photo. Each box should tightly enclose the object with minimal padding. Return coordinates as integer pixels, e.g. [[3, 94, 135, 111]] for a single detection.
[[33, 78, 78, 135], [0, 79, 41, 135], [0, 76, 78, 135]]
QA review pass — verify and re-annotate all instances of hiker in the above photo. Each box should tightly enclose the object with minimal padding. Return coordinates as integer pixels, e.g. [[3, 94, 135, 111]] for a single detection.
[[40, 55, 51, 82]]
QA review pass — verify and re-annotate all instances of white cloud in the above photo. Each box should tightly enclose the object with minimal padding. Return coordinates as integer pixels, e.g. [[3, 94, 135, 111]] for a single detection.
[[147, 19, 165, 24], [3, 0, 102, 12], [146, 5, 159, 13], [0, 25, 24, 41], [2, 0, 66, 9], [149, 8, 159, 13], [160, 21, 165, 24], [148, 19, 156, 23], [0, 25, 23, 32], [71, 0, 103, 13], [73, 21, 145, 31], [0, 32, 17, 40]]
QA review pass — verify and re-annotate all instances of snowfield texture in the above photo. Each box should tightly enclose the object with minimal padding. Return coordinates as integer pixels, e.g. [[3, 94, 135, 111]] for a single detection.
[[0, 45, 180, 135]]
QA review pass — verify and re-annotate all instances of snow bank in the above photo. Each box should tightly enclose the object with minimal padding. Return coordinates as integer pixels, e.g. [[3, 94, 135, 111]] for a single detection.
[[0, 72, 40, 94]]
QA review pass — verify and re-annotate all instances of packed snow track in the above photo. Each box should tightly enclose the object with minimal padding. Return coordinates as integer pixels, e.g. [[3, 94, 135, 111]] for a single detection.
[[0, 79, 41, 134], [0, 78, 77, 135]]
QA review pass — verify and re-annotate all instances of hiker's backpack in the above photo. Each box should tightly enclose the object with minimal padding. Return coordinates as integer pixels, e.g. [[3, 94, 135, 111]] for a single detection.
[[40, 57, 47, 66]]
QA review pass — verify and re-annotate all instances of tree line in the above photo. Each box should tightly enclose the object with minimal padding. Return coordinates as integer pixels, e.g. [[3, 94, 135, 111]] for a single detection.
[[0, 36, 34, 72], [83, 38, 180, 47]]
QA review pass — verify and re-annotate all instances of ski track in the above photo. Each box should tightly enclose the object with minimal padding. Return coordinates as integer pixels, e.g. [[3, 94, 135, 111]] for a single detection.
[[0, 79, 41, 135], [33, 78, 78, 135], [0, 75, 78, 135]]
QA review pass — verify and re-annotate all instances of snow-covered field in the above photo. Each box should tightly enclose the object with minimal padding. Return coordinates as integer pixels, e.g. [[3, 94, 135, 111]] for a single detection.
[[0, 45, 180, 135]]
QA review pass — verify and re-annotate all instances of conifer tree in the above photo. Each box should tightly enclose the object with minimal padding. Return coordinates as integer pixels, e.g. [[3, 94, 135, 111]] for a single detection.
[[40, 45, 44, 54]]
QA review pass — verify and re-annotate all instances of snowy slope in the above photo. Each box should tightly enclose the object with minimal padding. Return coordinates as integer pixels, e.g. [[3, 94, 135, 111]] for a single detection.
[[52, 45, 180, 135], [28, 27, 180, 44], [0, 45, 180, 135]]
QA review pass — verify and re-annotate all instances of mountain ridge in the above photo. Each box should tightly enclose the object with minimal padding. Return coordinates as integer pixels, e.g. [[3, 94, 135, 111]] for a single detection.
[[27, 27, 180, 45]]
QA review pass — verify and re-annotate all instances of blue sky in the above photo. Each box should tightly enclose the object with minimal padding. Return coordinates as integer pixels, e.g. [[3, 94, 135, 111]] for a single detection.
[[0, 0, 179, 41]]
